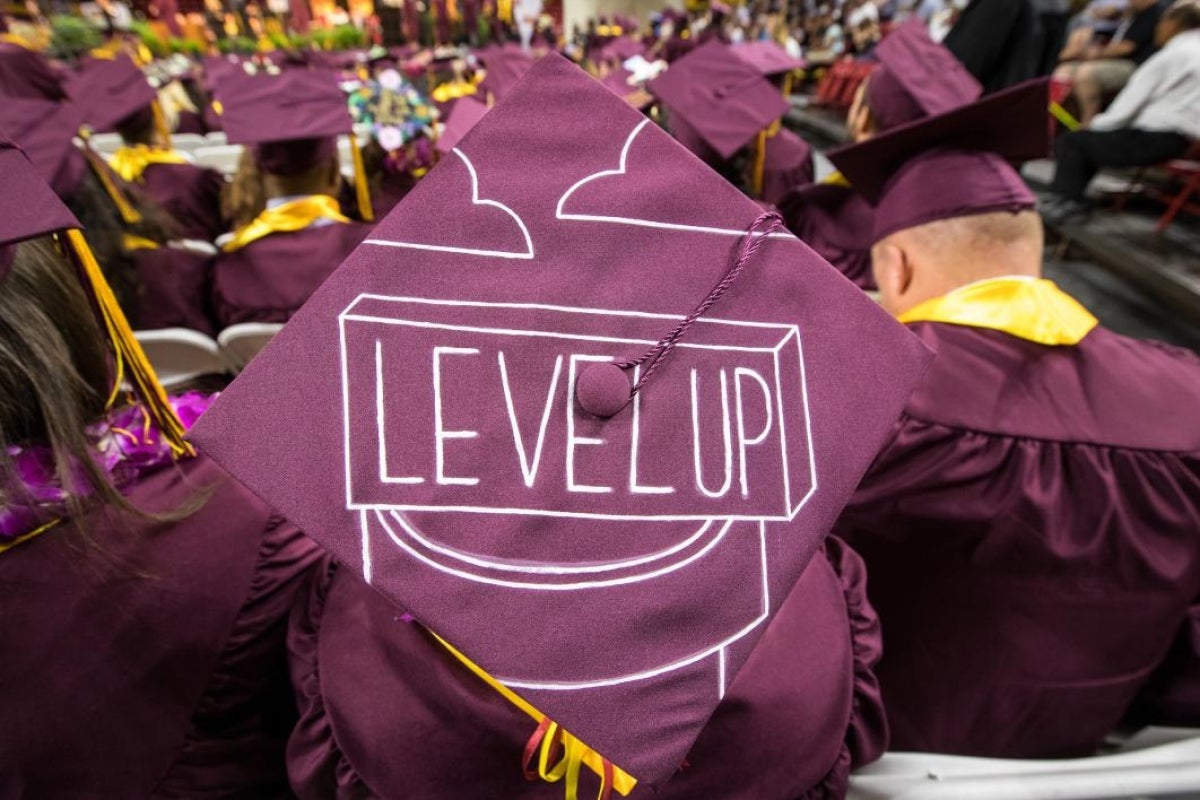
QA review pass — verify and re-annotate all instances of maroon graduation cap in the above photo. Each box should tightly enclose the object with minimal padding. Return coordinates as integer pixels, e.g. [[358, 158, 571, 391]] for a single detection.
[[478, 49, 535, 103], [435, 96, 489, 155], [647, 40, 789, 160], [0, 136, 81, 279], [866, 18, 981, 131], [189, 53, 929, 794], [67, 54, 158, 132], [829, 77, 1052, 202], [730, 41, 804, 77], [0, 96, 89, 198]]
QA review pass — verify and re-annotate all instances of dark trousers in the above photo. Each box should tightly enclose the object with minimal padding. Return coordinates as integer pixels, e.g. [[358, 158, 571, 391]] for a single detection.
[[1052, 128, 1192, 201]]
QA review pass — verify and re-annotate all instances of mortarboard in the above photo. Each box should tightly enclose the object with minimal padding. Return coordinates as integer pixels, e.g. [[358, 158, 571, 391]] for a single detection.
[[188, 53, 929, 797], [866, 19, 981, 132], [730, 41, 804, 78], [828, 77, 1051, 203], [477, 48, 536, 104], [0, 96, 89, 199], [68, 54, 159, 133], [828, 77, 1049, 243], [216, 70, 375, 221], [647, 40, 789, 160], [435, 96, 489, 155], [0, 136, 191, 454]]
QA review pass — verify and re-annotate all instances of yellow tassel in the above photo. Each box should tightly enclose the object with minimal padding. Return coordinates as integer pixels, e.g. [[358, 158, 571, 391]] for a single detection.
[[151, 99, 174, 150], [752, 128, 768, 199], [64, 230, 194, 458], [78, 131, 143, 225], [348, 134, 375, 223]]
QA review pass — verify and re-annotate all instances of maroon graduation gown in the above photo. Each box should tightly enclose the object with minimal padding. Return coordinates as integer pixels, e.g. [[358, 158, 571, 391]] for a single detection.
[[133, 161, 227, 243], [0, 43, 66, 100], [285, 538, 888, 799], [762, 128, 814, 209], [130, 244, 218, 335], [212, 221, 371, 329], [778, 182, 875, 291], [0, 453, 324, 798], [835, 322, 1200, 757]]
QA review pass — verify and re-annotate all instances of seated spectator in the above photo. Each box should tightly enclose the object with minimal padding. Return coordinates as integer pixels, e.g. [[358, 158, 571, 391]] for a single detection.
[[829, 88, 1200, 757], [1055, 0, 1166, 124], [943, 0, 1040, 91], [0, 142, 322, 796], [1046, 0, 1200, 223]]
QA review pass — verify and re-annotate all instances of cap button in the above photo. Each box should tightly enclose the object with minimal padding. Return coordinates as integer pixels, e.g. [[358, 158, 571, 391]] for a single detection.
[[576, 363, 632, 419]]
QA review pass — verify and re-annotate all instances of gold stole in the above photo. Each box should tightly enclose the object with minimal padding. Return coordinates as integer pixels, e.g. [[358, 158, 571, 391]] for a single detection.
[[109, 145, 191, 183], [899, 277, 1099, 346], [221, 196, 350, 253]]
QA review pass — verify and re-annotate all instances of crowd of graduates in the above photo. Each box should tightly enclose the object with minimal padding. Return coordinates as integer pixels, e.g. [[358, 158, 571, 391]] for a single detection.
[[2, 2, 1200, 799]]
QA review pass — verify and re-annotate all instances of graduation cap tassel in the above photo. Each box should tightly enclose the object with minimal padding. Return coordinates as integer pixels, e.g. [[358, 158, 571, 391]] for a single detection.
[[78, 131, 144, 225], [751, 129, 769, 198], [150, 99, 174, 151], [63, 229, 194, 459], [431, 631, 636, 798], [348, 134, 375, 222]]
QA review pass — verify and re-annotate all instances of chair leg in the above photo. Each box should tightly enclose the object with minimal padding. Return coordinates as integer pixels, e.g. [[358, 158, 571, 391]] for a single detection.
[[1156, 173, 1200, 234]]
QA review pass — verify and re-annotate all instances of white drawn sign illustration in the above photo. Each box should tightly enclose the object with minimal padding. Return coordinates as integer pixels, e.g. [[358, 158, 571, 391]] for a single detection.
[[341, 133, 817, 696]]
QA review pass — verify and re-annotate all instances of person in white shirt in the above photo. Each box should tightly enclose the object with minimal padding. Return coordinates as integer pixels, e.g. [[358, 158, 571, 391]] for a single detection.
[[1045, 0, 1200, 223]]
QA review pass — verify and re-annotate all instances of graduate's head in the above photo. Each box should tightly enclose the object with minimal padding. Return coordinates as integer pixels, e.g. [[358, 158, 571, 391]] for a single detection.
[[253, 137, 342, 199], [868, 149, 1042, 317], [1158, 0, 1200, 45], [850, 18, 981, 141]]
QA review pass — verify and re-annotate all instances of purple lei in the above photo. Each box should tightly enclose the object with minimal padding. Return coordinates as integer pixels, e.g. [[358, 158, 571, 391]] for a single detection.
[[0, 392, 214, 544]]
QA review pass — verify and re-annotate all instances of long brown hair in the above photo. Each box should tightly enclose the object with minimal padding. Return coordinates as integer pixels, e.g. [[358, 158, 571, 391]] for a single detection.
[[0, 235, 200, 528]]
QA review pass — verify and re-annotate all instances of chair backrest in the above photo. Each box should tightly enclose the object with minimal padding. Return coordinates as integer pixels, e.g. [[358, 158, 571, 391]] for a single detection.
[[168, 132, 209, 154], [134, 328, 229, 389], [87, 132, 124, 156], [204, 131, 229, 146], [849, 727, 1200, 800], [218, 322, 284, 371], [193, 144, 245, 175]]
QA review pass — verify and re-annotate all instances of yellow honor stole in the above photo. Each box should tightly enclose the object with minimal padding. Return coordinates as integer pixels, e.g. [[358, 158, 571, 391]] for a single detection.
[[221, 196, 350, 253], [899, 277, 1099, 346], [109, 145, 191, 183]]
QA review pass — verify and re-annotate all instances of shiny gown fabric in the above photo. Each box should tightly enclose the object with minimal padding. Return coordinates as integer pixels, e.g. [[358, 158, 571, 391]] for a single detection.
[[778, 182, 875, 290], [835, 323, 1200, 757], [0, 454, 324, 798], [133, 161, 228, 243], [285, 538, 888, 799]]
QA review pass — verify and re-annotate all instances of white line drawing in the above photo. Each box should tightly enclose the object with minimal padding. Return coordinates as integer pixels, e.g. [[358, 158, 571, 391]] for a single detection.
[[342, 294, 809, 692], [556, 120, 794, 241], [362, 148, 534, 260], [365, 510, 770, 690], [338, 294, 819, 522]]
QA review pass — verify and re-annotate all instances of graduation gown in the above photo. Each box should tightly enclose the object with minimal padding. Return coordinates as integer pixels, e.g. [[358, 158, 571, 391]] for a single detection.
[[133, 162, 227, 243], [834, 280, 1200, 757], [213, 221, 371, 329], [129, 242, 218, 335], [761, 128, 814, 209], [285, 538, 888, 799], [0, 42, 67, 100], [778, 178, 875, 291], [0, 452, 324, 798]]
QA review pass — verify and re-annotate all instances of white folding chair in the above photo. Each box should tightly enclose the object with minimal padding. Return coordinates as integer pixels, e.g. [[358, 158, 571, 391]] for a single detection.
[[203, 131, 228, 146], [87, 132, 124, 156], [167, 132, 208, 154], [192, 144, 245, 176], [849, 727, 1200, 800], [218, 322, 284, 371], [134, 328, 229, 389]]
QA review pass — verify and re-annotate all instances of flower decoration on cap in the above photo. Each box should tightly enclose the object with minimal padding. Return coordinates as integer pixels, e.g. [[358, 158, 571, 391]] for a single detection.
[[347, 71, 440, 179]]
